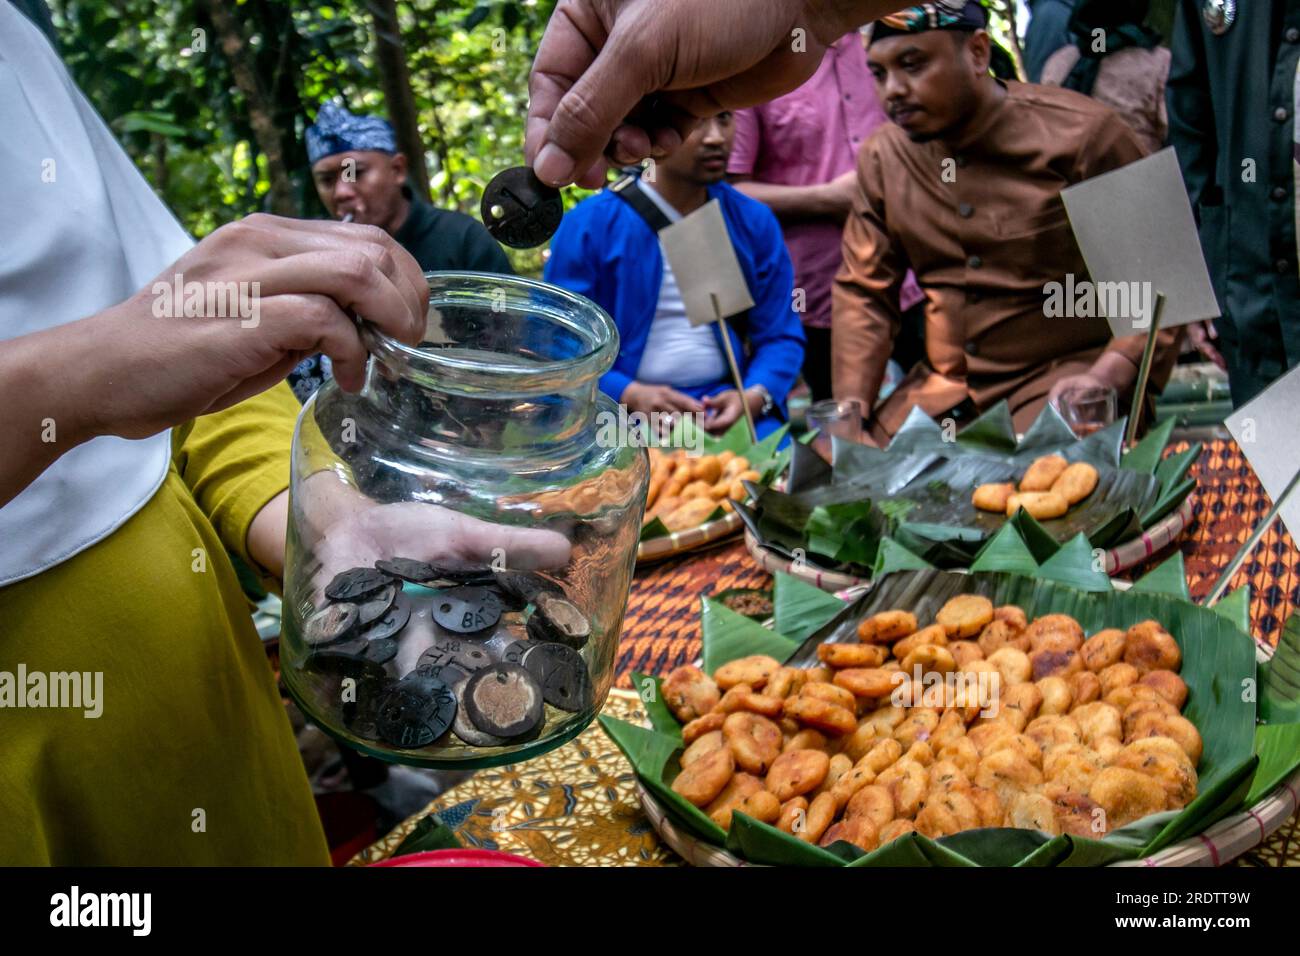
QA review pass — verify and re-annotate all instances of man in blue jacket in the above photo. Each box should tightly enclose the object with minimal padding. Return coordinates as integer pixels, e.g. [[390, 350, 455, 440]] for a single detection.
[[544, 112, 805, 439]]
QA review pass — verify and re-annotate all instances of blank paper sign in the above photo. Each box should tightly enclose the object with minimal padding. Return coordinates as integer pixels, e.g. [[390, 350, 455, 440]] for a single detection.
[[1225, 363, 1300, 544], [1061, 147, 1220, 338], [659, 199, 755, 327]]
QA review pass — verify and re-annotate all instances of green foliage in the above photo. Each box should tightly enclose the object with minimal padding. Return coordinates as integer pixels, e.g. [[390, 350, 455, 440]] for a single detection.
[[49, 0, 574, 275]]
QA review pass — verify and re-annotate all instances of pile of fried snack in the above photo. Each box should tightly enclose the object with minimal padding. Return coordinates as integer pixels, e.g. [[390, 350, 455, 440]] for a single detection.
[[643, 448, 762, 533], [973, 454, 1100, 520], [661, 594, 1200, 854]]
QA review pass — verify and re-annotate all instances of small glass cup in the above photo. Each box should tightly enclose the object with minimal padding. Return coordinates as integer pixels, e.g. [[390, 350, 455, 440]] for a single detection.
[[806, 399, 864, 460], [1056, 385, 1117, 438]]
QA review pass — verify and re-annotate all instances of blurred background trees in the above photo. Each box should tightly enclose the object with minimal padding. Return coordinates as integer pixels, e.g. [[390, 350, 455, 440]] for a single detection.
[[44, 0, 1176, 275]]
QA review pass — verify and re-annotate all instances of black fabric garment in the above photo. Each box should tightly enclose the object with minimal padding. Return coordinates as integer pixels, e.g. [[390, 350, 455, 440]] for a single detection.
[[806, 302, 925, 403], [8, 0, 56, 46], [1167, 0, 1300, 405], [392, 198, 515, 275], [1061, 0, 1161, 97], [289, 199, 513, 402]]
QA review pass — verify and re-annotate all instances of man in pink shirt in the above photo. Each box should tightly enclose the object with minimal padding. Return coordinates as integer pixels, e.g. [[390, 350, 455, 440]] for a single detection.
[[729, 30, 923, 402]]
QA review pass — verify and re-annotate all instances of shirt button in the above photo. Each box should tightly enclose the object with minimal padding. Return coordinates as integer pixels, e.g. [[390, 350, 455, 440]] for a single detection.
[[967, 255, 983, 269], [1276, 259, 1292, 274], [1273, 186, 1289, 201], [1287, 27, 1300, 43], [958, 203, 974, 218], [965, 342, 979, 356], [1275, 107, 1290, 123], [844, 93, 852, 101]]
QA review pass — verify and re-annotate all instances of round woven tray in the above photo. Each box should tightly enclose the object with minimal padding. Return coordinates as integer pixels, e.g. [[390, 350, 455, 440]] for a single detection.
[[636, 763, 1300, 867], [638, 511, 743, 564], [744, 495, 1196, 591]]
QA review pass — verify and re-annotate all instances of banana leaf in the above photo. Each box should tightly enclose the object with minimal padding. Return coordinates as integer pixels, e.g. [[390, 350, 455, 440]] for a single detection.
[[772, 572, 846, 640], [640, 420, 792, 542], [601, 526, 1297, 867], [746, 401, 1197, 579], [391, 813, 461, 856]]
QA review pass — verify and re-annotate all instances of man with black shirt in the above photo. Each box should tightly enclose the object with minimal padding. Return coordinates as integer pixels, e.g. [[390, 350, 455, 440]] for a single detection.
[[291, 102, 512, 400]]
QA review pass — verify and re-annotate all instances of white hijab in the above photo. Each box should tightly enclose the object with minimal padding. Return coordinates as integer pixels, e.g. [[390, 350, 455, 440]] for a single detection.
[[0, 4, 193, 587]]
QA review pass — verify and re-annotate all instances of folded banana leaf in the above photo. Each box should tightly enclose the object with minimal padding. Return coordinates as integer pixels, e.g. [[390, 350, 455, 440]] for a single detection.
[[639, 419, 792, 542], [747, 403, 1198, 578], [601, 527, 1299, 867]]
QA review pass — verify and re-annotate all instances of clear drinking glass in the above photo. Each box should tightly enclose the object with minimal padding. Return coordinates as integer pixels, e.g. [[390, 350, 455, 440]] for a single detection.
[[806, 398, 864, 459], [1057, 385, 1117, 438], [281, 273, 649, 768]]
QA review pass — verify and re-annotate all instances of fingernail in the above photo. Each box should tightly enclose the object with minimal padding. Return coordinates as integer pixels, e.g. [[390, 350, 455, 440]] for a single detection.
[[535, 143, 575, 186]]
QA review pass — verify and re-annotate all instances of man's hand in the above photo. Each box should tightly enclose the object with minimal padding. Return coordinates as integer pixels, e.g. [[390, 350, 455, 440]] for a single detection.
[[622, 381, 706, 417], [314, 501, 572, 590], [1186, 320, 1227, 371], [1048, 348, 1138, 408], [701, 387, 765, 434], [0, 214, 427, 509], [1048, 371, 1115, 408], [86, 215, 426, 441], [526, 0, 885, 187]]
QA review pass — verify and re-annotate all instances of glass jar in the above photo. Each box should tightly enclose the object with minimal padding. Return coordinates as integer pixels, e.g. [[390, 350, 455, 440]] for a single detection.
[[281, 273, 648, 768]]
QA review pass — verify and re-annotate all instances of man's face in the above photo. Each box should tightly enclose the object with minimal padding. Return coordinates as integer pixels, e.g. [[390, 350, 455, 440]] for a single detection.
[[659, 113, 734, 185], [311, 150, 407, 227], [868, 31, 987, 142]]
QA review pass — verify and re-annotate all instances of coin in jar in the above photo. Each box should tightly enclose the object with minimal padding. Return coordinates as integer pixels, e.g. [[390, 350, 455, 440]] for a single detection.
[[360, 592, 412, 640], [417, 637, 492, 675], [303, 647, 389, 686], [449, 676, 509, 747], [325, 566, 394, 601], [414, 658, 470, 685], [433, 586, 503, 634], [493, 570, 562, 606], [374, 557, 438, 584], [303, 602, 359, 646], [500, 639, 539, 667], [463, 663, 544, 739], [526, 592, 591, 649], [363, 638, 399, 665], [522, 642, 593, 712], [376, 675, 457, 749], [426, 564, 496, 585], [356, 583, 398, 626], [480, 166, 563, 249], [342, 672, 388, 741]]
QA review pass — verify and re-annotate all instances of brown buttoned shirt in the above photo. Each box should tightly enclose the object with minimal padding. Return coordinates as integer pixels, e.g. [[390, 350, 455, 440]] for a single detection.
[[832, 81, 1179, 440]]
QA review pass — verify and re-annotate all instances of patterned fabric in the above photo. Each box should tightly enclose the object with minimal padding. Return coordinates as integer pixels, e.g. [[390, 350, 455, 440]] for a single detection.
[[361, 438, 1300, 866], [306, 101, 397, 164], [351, 691, 681, 867], [871, 1, 987, 43], [288, 354, 333, 404]]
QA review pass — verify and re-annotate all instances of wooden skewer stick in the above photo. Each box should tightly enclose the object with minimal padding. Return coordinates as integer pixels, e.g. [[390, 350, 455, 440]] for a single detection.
[[711, 292, 757, 444], [1124, 292, 1167, 449]]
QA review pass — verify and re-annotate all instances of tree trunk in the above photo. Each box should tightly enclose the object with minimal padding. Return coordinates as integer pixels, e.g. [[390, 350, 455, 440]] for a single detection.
[[367, 0, 432, 202], [202, 0, 296, 215], [999, 0, 1028, 82]]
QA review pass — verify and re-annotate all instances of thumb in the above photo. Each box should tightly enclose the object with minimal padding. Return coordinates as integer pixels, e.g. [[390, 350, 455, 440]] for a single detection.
[[534, 31, 656, 187]]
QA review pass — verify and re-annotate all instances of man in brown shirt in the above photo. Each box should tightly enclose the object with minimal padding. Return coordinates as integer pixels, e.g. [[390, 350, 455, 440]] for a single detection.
[[833, 2, 1178, 442]]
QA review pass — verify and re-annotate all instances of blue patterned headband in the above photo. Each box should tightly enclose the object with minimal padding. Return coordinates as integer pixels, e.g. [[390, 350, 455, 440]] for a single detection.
[[306, 101, 398, 164]]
